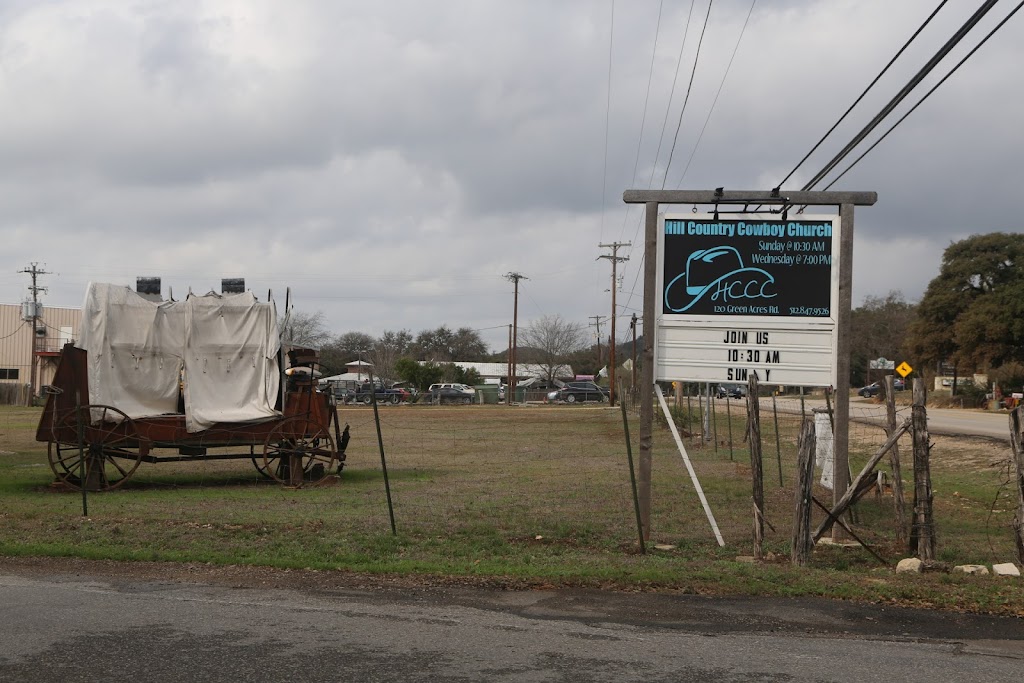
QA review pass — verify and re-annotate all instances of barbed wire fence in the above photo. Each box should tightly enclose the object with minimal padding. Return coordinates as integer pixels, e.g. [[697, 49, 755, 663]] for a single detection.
[[2, 390, 1021, 566]]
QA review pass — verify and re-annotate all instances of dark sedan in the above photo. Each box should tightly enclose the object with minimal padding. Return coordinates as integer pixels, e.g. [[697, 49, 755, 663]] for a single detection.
[[547, 382, 609, 404], [858, 378, 906, 398], [430, 387, 474, 404]]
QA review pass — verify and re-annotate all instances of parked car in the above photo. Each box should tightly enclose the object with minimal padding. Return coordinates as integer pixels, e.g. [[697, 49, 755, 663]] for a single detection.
[[330, 386, 355, 404], [858, 382, 881, 398], [430, 386, 475, 404], [428, 382, 475, 397], [547, 381, 609, 404], [716, 383, 746, 400], [858, 378, 905, 398], [354, 384, 409, 405]]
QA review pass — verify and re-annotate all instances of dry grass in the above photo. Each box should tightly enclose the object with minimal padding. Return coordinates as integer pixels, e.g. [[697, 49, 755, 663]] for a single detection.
[[0, 402, 1022, 613]]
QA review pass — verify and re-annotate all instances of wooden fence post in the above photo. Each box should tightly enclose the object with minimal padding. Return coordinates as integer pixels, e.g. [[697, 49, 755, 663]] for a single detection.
[[884, 375, 908, 547], [1009, 406, 1024, 564], [791, 418, 816, 566], [910, 378, 935, 560], [811, 420, 911, 542], [747, 375, 763, 560]]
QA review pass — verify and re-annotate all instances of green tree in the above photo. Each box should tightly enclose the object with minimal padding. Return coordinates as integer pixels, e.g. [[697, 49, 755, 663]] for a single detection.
[[414, 326, 456, 361], [394, 357, 444, 390], [451, 327, 489, 360], [320, 331, 375, 375], [411, 326, 488, 361], [907, 233, 1024, 374], [849, 292, 916, 386]]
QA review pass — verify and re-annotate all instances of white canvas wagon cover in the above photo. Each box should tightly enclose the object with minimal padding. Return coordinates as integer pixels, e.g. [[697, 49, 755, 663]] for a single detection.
[[76, 282, 282, 432]]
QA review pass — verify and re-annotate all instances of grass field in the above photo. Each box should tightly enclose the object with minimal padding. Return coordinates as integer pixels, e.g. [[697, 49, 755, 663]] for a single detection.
[[1, 400, 1022, 615]]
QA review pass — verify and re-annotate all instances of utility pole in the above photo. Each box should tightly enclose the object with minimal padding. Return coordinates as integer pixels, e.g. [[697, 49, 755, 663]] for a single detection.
[[630, 313, 638, 388], [19, 262, 50, 403], [588, 315, 606, 369], [504, 272, 527, 404], [598, 242, 630, 406], [506, 324, 512, 405]]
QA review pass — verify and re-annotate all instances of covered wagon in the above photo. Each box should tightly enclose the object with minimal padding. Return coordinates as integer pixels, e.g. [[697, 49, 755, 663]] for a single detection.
[[36, 283, 348, 490]]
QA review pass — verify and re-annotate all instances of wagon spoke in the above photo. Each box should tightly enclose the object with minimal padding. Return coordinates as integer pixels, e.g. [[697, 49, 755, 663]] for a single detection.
[[48, 405, 144, 491], [108, 455, 130, 478], [262, 417, 337, 487]]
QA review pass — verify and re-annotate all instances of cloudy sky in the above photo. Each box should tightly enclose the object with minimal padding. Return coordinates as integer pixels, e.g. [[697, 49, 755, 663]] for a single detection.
[[1, 0, 1021, 352]]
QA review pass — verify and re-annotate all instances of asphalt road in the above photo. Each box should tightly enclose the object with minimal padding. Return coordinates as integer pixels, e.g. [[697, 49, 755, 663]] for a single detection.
[[1, 559, 1022, 682], [767, 395, 1013, 442]]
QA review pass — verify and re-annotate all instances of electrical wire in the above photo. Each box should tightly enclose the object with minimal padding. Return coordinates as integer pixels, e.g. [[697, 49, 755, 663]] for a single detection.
[[617, 1, 664, 243], [661, 0, 715, 190], [645, 0, 697, 191], [823, 0, 1024, 191], [802, 0, 1001, 191], [615, 1, 697, 320], [599, 0, 616, 244], [675, 0, 757, 189], [618, 1, 752, 320], [0, 321, 27, 341], [777, 0, 950, 190]]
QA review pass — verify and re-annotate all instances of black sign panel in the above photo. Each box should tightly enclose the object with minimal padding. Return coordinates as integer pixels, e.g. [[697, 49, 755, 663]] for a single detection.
[[662, 218, 834, 318]]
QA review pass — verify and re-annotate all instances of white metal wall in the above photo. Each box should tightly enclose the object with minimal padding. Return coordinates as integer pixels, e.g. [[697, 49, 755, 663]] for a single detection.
[[0, 303, 82, 390]]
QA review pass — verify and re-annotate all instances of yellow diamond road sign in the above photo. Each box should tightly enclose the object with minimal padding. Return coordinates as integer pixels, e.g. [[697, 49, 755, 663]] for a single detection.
[[896, 361, 912, 378]]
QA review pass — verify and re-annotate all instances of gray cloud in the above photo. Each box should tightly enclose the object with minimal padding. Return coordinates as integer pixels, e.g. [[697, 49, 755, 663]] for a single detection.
[[1, 0, 1021, 354]]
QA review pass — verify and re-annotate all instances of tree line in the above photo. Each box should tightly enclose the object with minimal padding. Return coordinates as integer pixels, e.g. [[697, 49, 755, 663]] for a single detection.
[[282, 232, 1024, 397], [281, 313, 607, 390], [853, 232, 1024, 397]]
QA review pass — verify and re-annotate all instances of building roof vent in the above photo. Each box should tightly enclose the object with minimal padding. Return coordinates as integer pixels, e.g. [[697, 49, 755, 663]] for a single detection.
[[221, 278, 245, 294], [136, 277, 162, 302]]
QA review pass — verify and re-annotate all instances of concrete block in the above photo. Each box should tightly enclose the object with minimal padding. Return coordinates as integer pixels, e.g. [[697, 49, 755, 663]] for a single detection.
[[896, 558, 923, 574], [952, 564, 990, 575], [992, 563, 1021, 576]]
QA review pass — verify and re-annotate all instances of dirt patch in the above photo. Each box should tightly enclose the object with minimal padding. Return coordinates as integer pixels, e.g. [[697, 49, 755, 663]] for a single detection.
[[929, 434, 1014, 472]]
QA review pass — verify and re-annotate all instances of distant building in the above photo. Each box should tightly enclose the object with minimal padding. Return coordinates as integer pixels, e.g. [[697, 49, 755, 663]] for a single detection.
[[445, 361, 574, 385], [320, 359, 375, 388], [0, 302, 82, 402]]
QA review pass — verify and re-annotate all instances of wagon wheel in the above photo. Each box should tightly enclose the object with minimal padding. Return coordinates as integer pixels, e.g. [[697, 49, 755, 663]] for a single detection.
[[262, 416, 337, 487], [251, 443, 280, 480], [47, 404, 145, 491]]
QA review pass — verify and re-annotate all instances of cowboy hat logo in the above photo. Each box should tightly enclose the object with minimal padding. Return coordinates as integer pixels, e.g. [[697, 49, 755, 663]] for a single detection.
[[665, 246, 777, 313]]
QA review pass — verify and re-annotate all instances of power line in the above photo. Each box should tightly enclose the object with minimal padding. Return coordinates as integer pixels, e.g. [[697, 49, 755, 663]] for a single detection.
[[824, 0, 1024, 191], [675, 0, 757, 188], [618, 0, 665, 244], [777, 0, 950, 190], [801, 0, 1001, 191], [599, 0, 616, 243], [619, 1, 753, 321], [660, 0, 715, 190], [645, 0, 697, 191]]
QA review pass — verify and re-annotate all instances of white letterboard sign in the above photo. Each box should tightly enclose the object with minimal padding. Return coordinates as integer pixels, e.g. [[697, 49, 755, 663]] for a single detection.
[[654, 213, 840, 387]]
